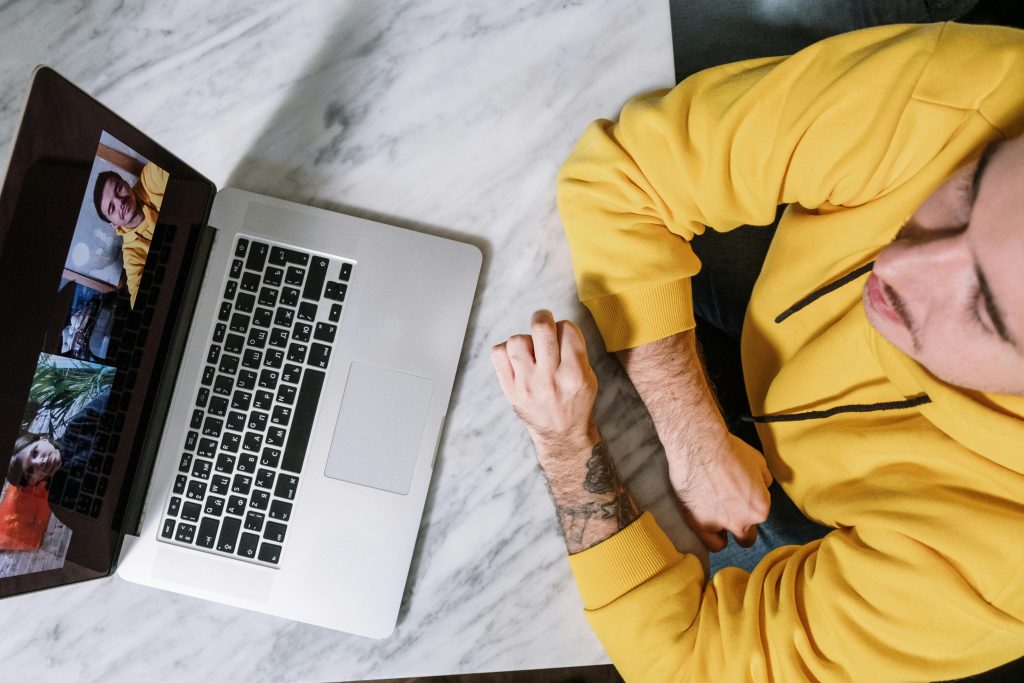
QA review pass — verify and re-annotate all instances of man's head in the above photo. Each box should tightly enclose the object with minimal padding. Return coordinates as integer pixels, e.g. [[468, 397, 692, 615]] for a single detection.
[[93, 170, 142, 229], [866, 133, 1024, 395], [7, 433, 61, 487]]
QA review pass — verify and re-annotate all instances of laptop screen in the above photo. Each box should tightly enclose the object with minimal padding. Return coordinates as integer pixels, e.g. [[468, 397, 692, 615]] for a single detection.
[[0, 68, 215, 597]]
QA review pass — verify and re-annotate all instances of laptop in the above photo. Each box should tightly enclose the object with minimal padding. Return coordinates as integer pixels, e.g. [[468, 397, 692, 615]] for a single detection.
[[0, 67, 481, 638]]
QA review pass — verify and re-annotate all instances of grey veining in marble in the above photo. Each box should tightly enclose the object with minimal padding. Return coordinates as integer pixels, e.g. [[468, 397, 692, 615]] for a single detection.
[[0, 1, 684, 680]]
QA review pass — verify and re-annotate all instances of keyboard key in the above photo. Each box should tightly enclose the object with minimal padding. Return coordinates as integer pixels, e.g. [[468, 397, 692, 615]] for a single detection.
[[261, 448, 281, 468], [229, 258, 243, 279], [242, 349, 262, 369], [304, 256, 329, 300], [196, 388, 210, 409], [281, 364, 302, 384], [224, 333, 245, 354], [297, 302, 317, 321], [231, 390, 252, 411], [249, 489, 270, 511], [179, 452, 193, 473], [243, 431, 264, 452], [229, 313, 250, 335], [190, 409, 203, 429], [235, 292, 255, 313], [269, 247, 288, 266], [258, 542, 282, 565], [175, 522, 196, 544], [280, 287, 300, 307], [232, 474, 252, 495], [268, 500, 291, 521], [285, 266, 305, 287], [293, 322, 312, 343], [281, 369, 324, 473], [266, 427, 287, 448], [197, 438, 218, 459], [161, 518, 175, 538], [204, 496, 225, 517], [264, 267, 283, 287], [185, 430, 199, 451], [284, 248, 309, 265], [202, 365, 216, 386], [329, 304, 342, 322], [237, 453, 258, 474], [202, 416, 223, 438], [239, 532, 260, 559], [248, 412, 269, 432], [218, 301, 232, 321], [244, 511, 265, 532], [216, 453, 236, 474], [221, 432, 241, 453], [258, 287, 278, 307], [273, 307, 294, 328], [191, 458, 212, 480], [226, 496, 247, 516], [237, 370, 258, 390], [245, 241, 268, 272], [271, 406, 291, 426], [219, 354, 240, 376], [314, 323, 336, 343], [254, 390, 274, 411], [287, 343, 307, 364], [255, 468, 275, 490], [223, 280, 237, 301], [186, 480, 207, 501], [275, 474, 300, 500], [210, 475, 231, 495], [247, 328, 268, 349], [214, 374, 233, 396], [259, 370, 278, 390], [213, 322, 227, 342], [167, 496, 181, 516], [208, 396, 228, 416], [274, 386, 296, 407], [181, 501, 201, 522], [240, 272, 260, 292], [340, 262, 352, 281], [264, 349, 284, 369], [227, 411, 247, 432], [253, 307, 273, 328], [324, 281, 346, 302], [308, 343, 331, 369], [235, 238, 249, 258], [263, 521, 287, 544], [269, 327, 290, 348], [198, 517, 219, 548], [217, 516, 241, 552]]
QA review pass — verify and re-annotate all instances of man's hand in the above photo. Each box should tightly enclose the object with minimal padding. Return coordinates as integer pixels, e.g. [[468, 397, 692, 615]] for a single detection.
[[490, 310, 599, 459], [668, 434, 772, 552], [491, 310, 639, 553]]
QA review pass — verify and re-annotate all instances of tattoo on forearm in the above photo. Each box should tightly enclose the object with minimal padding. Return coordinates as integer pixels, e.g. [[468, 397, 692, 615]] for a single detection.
[[552, 438, 639, 553]]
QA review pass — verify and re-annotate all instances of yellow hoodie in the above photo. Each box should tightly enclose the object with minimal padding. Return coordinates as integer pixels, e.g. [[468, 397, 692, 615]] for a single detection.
[[118, 162, 168, 308], [556, 22, 1024, 682]]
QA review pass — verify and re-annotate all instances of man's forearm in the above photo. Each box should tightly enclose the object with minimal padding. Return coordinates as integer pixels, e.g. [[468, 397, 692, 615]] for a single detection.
[[615, 329, 730, 478], [538, 427, 640, 554]]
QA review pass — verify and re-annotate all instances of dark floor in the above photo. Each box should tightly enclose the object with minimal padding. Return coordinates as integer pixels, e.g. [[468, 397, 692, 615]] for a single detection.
[[359, 3, 1024, 682]]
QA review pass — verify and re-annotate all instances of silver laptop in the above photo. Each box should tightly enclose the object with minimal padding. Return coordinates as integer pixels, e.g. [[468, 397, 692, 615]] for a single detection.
[[0, 67, 480, 638]]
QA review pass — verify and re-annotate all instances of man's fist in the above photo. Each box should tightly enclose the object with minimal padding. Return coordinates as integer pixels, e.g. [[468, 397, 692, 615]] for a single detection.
[[491, 310, 598, 457]]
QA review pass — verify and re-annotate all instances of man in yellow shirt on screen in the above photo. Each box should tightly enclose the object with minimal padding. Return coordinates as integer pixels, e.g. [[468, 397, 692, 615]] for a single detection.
[[492, 21, 1024, 682], [93, 162, 168, 308]]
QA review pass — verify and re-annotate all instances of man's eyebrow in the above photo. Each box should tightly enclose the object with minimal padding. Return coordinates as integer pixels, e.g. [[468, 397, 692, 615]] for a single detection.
[[974, 263, 1018, 350]]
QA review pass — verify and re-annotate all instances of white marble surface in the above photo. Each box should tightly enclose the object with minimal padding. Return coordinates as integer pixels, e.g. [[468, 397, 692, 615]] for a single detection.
[[0, 1, 694, 680]]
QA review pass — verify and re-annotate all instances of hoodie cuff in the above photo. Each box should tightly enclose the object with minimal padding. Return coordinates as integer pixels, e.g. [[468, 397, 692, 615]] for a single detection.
[[568, 512, 684, 610], [582, 279, 695, 352]]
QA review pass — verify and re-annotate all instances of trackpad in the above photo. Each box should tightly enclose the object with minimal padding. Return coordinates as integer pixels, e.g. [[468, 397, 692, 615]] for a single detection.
[[325, 363, 434, 495]]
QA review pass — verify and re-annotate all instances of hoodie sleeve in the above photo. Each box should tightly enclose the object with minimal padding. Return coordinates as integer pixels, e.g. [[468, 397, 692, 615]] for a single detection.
[[555, 22, 946, 351], [570, 513, 1024, 682]]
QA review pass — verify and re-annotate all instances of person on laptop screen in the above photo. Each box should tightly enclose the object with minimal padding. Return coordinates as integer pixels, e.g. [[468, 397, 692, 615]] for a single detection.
[[92, 162, 168, 307]]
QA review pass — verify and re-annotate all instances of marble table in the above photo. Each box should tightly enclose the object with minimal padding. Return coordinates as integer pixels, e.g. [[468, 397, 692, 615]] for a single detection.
[[0, 1, 693, 680]]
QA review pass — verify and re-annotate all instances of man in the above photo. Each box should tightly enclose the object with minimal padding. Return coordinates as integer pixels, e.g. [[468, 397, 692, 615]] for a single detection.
[[92, 162, 168, 307], [492, 21, 1024, 682]]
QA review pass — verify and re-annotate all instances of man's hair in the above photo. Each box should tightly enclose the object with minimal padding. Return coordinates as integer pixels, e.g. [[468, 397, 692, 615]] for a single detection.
[[6, 432, 58, 487], [92, 170, 123, 223]]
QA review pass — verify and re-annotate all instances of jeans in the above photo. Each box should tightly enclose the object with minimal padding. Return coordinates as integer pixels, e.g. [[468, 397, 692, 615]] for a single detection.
[[688, 206, 833, 576]]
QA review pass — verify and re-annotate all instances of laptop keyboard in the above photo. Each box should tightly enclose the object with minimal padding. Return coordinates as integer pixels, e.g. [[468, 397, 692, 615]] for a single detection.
[[158, 235, 353, 567]]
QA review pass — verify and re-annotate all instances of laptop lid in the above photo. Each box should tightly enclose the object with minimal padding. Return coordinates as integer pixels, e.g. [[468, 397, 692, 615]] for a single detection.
[[0, 67, 215, 598]]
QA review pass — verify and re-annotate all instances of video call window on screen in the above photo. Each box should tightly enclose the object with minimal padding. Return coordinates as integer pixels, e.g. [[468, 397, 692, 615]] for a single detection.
[[0, 132, 169, 580]]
